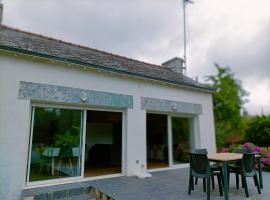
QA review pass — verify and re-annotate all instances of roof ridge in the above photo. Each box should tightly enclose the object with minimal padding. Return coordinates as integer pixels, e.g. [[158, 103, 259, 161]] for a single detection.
[[1, 24, 173, 71]]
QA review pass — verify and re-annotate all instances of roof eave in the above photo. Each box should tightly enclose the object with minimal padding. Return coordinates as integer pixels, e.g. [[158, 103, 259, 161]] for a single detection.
[[0, 45, 214, 93]]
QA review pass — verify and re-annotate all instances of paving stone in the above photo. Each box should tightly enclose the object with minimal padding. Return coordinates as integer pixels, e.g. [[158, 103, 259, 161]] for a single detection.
[[22, 168, 270, 200]]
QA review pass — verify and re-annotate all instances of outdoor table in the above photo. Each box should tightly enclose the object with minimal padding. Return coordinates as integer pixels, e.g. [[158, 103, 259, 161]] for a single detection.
[[208, 153, 263, 200]]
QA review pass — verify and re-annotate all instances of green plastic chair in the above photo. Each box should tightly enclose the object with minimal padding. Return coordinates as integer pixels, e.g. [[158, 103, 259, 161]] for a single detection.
[[239, 153, 261, 198], [228, 148, 252, 189], [194, 149, 224, 189], [188, 153, 223, 200]]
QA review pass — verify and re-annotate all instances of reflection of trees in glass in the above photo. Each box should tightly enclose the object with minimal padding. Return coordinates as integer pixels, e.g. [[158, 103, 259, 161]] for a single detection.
[[33, 108, 81, 147], [172, 118, 189, 145], [172, 117, 190, 163], [30, 107, 82, 182], [54, 126, 81, 147], [32, 108, 82, 158]]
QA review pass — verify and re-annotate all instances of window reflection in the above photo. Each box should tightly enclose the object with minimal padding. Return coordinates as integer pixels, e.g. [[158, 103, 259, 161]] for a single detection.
[[172, 117, 190, 164], [29, 107, 82, 182]]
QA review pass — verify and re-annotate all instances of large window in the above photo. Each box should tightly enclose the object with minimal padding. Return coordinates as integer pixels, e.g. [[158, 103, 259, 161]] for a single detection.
[[28, 107, 83, 182]]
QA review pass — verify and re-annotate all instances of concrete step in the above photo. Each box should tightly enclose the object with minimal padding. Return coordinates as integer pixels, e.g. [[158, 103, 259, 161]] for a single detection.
[[54, 194, 96, 200], [23, 193, 96, 200], [22, 186, 115, 200], [22, 186, 97, 200], [90, 187, 115, 200]]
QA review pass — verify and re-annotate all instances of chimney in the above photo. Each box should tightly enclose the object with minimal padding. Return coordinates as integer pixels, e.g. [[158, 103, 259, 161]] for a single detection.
[[0, 1, 3, 25], [162, 57, 185, 74]]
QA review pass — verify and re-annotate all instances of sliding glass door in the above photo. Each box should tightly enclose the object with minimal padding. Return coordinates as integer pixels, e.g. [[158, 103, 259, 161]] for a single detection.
[[27, 106, 124, 185], [28, 107, 83, 183], [171, 117, 190, 165], [147, 114, 193, 170]]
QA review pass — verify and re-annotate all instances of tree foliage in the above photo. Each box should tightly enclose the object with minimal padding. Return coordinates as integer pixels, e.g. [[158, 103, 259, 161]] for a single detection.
[[206, 64, 249, 148], [245, 116, 270, 147]]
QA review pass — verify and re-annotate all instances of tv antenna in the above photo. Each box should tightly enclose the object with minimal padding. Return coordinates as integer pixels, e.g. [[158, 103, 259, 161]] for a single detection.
[[182, 0, 194, 74]]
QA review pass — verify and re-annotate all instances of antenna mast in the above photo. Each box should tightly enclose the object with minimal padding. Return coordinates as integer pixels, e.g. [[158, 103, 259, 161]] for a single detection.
[[0, 0, 3, 25], [182, 0, 193, 74]]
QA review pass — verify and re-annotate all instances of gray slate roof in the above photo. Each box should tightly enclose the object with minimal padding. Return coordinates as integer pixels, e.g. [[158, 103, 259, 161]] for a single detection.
[[0, 25, 211, 92]]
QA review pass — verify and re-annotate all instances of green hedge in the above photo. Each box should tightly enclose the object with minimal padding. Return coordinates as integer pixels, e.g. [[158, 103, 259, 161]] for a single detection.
[[244, 115, 270, 148]]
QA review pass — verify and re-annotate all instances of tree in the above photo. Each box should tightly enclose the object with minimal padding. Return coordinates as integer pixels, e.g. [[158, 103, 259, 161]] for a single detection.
[[206, 64, 249, 149], [245, 115, 270, 148]]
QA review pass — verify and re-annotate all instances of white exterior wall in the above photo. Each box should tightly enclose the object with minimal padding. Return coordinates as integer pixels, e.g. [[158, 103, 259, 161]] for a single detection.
[[0, 54, 216, 200]]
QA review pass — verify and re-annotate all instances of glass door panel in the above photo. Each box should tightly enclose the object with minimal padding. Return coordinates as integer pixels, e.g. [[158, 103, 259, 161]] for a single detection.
[[28, 107, 83, 182], [147, 114, 169, 169], [84, 110, 122, 177], [171, 117, 190, 165]]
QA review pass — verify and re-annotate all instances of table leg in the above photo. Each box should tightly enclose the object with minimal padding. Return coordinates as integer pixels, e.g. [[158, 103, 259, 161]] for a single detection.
[[258, 158, 263, 188], [222, 161, 229, 200]]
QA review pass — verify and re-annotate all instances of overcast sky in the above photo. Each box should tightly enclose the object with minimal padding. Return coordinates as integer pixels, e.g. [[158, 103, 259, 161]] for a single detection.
[[2, 0, 270, 115]]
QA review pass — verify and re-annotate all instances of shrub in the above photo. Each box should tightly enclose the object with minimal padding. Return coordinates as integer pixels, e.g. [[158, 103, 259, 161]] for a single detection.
[[222, 142, 270, 171], [245, 116, 270, 148]]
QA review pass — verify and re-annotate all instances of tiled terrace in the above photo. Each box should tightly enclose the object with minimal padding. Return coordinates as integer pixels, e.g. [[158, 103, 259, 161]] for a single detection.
[[23, 168, 270, 200]]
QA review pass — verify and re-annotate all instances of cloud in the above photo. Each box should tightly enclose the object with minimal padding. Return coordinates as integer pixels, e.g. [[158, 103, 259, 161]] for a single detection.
[[185, 0, 270, 114], [2, 0, 183, 61], [203, 20, 270, 79]]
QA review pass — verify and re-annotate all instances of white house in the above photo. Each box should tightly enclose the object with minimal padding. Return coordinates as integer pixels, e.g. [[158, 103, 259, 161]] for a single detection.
[[0, 8, 216, 200]]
